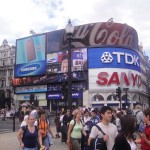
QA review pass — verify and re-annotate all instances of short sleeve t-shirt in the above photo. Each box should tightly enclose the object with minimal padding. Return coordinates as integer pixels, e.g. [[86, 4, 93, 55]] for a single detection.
[[70, 120, 82, 139], [141, 125, 150, 150], [89, 122, 118, 150]]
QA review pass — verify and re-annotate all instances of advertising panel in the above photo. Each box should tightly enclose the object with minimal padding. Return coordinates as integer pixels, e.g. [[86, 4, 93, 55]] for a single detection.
[[88, 47, 140, 72], [16, 93, 46, 100], [15, 85, 47, 94], [89, 68, 141, 91], [47, 81, 87, 92], [12, 71, 88, 86], [47, 91, 83, 100], [15, 34, 46, 77], [47, 30, 63, 53], [46, 48, 87, 74], [60, 22, 139, 50]]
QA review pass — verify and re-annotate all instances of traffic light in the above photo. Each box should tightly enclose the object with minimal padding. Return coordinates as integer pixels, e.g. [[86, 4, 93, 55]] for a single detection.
[[30, 93, 35, 104], [116, 87, 121, 100], [61, 83, 67, 97]]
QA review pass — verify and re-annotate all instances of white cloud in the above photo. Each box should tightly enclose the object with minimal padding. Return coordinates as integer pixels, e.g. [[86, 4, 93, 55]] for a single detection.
[[0, 0, 150, 56]]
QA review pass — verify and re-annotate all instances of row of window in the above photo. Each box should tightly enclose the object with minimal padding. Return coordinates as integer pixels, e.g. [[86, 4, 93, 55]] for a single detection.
[[0, 58, 14, 66], [0, 50, 15, 58], [0, 70, 13, 77]]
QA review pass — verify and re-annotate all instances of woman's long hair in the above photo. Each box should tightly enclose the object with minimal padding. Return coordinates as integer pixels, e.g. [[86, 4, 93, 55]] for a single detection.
[[119, 114, 136, 138]]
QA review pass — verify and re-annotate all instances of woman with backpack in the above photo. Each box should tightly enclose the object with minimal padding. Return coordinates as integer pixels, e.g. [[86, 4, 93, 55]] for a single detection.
[[67, 109, 87, 150], [17, 114, 40, 150]]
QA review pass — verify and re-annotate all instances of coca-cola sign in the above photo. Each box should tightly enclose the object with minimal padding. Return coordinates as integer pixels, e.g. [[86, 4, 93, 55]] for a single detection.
[[60, 22, 139, 50]]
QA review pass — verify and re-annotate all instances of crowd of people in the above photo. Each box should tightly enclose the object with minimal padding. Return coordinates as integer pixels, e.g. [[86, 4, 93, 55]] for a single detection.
[[16, 104, 150, 150]]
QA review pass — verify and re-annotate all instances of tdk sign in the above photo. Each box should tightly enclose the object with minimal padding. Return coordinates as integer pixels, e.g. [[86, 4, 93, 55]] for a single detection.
[[101, 52, 139, 66], [88, 48, 141, 72], [19, 64, 40, 74]]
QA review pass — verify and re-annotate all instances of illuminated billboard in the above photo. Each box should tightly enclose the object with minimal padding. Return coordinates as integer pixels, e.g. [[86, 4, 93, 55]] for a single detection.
[[47, 48, 87, 74], [88, 47, 140, 72], [15, 34, 46, 77], [15, 85, 47, 94], [88, 68, 141, 91]]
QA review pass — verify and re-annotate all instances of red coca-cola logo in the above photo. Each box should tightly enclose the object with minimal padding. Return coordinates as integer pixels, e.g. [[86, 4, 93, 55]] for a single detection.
[[60, 22, 139, 50]]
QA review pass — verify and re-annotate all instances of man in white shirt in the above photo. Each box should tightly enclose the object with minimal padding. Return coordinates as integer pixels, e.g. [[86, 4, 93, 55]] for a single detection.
[[88, 106, 118, 150]]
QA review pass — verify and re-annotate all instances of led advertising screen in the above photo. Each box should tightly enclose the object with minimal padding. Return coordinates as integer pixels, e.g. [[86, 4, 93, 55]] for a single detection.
[[47, 30, 63, 53], [15, 85, 47, 94], [46, 48, 87, 74], [15, 34, 46, 77], [88, 47, 140, 72]]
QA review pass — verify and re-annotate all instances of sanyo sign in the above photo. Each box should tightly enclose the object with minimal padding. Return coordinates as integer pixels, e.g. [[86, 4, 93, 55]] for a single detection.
[[88, 47, 140, 72]]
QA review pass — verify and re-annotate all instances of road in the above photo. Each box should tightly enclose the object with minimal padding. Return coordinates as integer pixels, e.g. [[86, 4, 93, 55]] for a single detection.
[[0, 125, 68, 150]]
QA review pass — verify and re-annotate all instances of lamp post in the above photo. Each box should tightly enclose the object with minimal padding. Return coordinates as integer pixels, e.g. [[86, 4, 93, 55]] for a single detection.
[[65, 19, 74, 111]]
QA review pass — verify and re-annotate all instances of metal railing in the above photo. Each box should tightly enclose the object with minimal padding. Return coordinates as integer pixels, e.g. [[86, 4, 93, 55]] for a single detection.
[[0, 116, 20, 133]]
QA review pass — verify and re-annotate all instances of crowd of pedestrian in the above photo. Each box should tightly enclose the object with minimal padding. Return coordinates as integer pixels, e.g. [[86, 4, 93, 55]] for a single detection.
[[58, 105, 150, 150], [15, 104, 150, 150]]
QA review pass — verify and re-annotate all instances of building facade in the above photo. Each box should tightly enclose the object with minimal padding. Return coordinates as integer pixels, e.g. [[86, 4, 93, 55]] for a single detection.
[[11, 21, 150, 111], [0, 39, 15, 108]]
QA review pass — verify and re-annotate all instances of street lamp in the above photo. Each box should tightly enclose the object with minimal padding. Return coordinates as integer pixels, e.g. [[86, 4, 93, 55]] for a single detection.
[[65, 19, 74, 111]]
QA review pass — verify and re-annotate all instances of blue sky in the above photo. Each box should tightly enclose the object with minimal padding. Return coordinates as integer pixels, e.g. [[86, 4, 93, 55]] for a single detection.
[[0, 0, 150, 57]]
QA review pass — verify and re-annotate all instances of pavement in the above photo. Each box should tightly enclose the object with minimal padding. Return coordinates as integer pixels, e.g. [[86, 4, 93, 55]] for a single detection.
[[0, 125, 68, 150]]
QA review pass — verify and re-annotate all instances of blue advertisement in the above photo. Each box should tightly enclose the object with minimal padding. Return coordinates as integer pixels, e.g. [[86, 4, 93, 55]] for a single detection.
[[15, 34, 46, 77], [15, 85, 47, 94], [47, 91, 82, 99], [88, 47, 140, 72]]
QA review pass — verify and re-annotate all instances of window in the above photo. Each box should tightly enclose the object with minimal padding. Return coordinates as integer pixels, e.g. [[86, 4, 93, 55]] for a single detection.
[[10, 59, 13, 64], [93, 94, 104, 101], [1, 80, 6, 87], [107, 94, 117, 101], [3, 52, 6, 57], [2, 60, 6, 66], [9, 70, 13, 76]]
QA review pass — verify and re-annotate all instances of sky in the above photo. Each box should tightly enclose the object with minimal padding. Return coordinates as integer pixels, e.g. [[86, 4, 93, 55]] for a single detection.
[[0, 0, 150, 57]]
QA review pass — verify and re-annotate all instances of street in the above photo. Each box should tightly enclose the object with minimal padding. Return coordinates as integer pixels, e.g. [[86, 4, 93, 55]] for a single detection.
[[0, 125, 68, 150]]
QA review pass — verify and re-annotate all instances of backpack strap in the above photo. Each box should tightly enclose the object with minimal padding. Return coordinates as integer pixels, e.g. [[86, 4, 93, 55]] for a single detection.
[[22, 125, 28, 140], [71, 119, 76, 133], [135, 110, 141, 116], [95, 125, 106, 135]]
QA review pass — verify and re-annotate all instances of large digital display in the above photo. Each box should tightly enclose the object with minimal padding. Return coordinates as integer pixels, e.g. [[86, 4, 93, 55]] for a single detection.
[[88, 47, 140, 72], [15, 34, 46, 77], [60, 22, 139, 50], [47, 81, 87, 92], [47, 48, 87, 74], [47, 91, 83, 99], [47, 30, 63, 53], [15, 85, 47, 94], [12, 71, 88, 86]]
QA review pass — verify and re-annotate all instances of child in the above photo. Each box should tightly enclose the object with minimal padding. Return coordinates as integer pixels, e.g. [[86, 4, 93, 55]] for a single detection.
[[135, 108, 150, 150]]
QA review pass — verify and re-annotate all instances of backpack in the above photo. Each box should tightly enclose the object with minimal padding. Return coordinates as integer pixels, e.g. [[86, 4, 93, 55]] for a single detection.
[[134, 110, 143, 131], [70, 119, 82, 133], [90, 125, 107, 150]]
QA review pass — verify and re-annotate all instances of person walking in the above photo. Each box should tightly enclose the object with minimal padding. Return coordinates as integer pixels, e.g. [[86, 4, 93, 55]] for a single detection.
[[135, 108, 150, 150], [17, 114, 39, 150], [88, 106, 118, 150], [81, 110, 91, 150], [67, 109, 87, 150], [112, 114, 137, 150], [38, 110, 54, 150]]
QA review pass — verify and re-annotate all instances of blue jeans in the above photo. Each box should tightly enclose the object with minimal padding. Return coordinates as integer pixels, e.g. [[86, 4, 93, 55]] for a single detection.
[[42, 136, 50, 149], [23, 147, 37, 150]]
